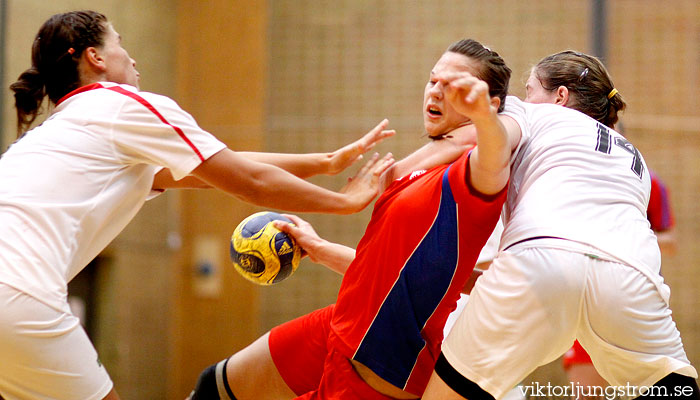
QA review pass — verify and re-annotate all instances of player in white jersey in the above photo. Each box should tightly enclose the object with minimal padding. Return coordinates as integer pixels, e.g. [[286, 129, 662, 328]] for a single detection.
[[525, 50, 631, 398], [0, 10, 395, 400], [422, 69, 699, 399]]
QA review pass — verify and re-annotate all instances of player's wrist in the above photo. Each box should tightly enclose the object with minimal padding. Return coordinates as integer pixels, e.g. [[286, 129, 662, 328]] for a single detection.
[[470, 107, 498, 127], [336, 192, 362, 215], [308, 239, 333, 264], [322, 152, 335, 175]]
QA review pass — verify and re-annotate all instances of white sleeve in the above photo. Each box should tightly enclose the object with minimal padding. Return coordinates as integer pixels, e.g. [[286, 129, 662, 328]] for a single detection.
[[501, 95, 530, 163], [109, 88, 227, 180]]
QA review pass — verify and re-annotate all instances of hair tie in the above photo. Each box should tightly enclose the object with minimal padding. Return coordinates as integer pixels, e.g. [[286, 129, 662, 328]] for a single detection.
[[578, 68, 589, 81], [67, 48, 75, 55], [607, 88, 618, 99]]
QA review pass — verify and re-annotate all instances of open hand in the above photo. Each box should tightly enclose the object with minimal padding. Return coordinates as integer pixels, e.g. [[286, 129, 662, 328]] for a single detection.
[[339, 152, 395, 213], [326, 119, 396, 175]]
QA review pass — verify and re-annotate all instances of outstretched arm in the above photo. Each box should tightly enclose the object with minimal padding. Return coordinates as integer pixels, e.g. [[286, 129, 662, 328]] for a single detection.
[[152, 120, 395, 190], [191, 149, 394, 214], [442, 72, 520, 194], [239, 119, 395, 178], [274, 214, 355, 275]]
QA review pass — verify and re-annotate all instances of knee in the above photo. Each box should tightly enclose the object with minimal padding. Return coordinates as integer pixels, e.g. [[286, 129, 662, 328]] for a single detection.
[[189, 359, 237, 400]]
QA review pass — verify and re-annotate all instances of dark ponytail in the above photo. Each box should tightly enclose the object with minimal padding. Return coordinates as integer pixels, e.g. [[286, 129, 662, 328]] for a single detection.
[[10, 65, 45, 134], [9, 10, 107, 135]]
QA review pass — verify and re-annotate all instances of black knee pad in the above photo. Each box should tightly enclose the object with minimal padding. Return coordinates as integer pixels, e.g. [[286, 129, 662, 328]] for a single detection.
[[434, 352, 495, 400], [634, 373, 699, 399], [190, 359, 237, 400]]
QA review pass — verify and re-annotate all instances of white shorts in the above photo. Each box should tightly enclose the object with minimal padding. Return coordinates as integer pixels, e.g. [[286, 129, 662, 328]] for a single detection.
[[442, 239, 697, 400], [0, 283, 113, 400]]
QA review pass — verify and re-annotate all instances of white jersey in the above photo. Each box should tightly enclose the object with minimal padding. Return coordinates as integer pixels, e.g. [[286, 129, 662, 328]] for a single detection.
[[476, 218, 503, 265], [443, 219, 504, 338], [500, 96, 660, 276], [0, 82, 226, 312]]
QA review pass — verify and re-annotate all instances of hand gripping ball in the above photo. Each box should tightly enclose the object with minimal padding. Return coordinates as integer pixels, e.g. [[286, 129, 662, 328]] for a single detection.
[[230, 211, 301, 285]]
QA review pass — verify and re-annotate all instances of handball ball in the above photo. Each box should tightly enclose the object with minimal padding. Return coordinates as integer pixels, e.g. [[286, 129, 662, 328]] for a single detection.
[[229, 211, 301, 285]]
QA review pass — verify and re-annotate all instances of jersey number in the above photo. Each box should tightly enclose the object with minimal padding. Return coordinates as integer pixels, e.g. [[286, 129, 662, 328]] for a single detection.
[[595, 124, 644, 179]]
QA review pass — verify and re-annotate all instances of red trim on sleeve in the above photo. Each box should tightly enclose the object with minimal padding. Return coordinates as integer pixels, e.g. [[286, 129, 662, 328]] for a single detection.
[[105, 86, 205, 162], [56, 83, 207, 162]]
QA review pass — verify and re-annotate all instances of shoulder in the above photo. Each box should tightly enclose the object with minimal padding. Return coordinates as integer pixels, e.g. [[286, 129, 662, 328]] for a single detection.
[[87, 83, 195, 123], [98, 83, 180, 108]]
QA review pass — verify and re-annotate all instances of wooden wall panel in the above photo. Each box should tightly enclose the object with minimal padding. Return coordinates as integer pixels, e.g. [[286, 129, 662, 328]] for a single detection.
[[170, 1, 267, 397]]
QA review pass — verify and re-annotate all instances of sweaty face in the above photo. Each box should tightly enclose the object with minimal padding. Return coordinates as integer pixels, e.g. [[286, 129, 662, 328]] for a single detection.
[[99, 24, 140, 88], [423, 52, 481, 137], [524, 68, 557, 104]]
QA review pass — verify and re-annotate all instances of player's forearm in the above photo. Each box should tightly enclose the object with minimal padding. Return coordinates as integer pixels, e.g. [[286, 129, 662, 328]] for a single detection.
[[233, 166, 352, 213], [380, 145, 431, 187], [469, 112, 514, 195], [239, 151, 330, 178], [473, 111, 510, 173], [309, 241, 356, 275], [395, 141, 463, 177], [193, 149, 354, 214]]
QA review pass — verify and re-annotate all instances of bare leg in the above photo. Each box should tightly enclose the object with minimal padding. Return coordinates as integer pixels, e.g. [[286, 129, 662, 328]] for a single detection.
[[423, 371, 467, 400], [225, 332, 296, 400]]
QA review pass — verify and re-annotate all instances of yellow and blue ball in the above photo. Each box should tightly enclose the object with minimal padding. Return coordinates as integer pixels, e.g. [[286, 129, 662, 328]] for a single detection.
[[230, 211, 301, 285]]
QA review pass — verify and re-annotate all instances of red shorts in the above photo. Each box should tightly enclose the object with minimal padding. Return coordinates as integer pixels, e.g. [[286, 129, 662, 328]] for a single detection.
[[562, 340, 593, 370], [269, 304, 393, 399], [269, 304, 334, 395], [295, 347, 394, 400]]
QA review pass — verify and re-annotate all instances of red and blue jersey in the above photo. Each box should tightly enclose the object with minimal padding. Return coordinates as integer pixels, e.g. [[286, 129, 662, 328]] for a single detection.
[[328, 149, 507, 395]]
